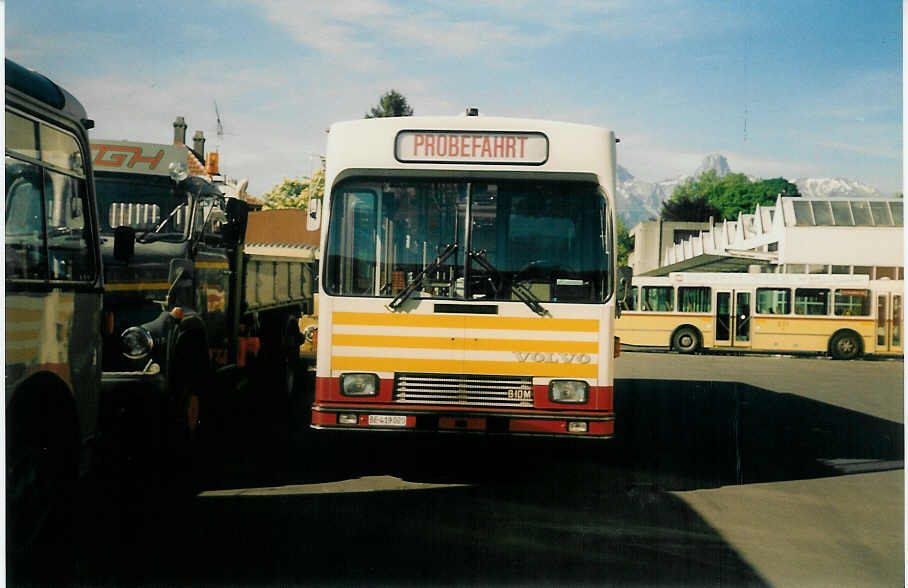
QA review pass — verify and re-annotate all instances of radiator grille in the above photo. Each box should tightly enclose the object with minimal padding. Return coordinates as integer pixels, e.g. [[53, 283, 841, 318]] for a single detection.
[[394, 373, 534, 408]]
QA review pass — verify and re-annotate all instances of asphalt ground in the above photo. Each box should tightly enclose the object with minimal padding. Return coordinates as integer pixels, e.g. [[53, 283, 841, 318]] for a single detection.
[[9, 352, 903, 586], [616, 350, 904, 587]]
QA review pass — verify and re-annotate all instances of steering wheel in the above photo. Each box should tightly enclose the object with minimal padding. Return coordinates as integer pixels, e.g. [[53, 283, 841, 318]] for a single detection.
[[514, 259, 577, 283]]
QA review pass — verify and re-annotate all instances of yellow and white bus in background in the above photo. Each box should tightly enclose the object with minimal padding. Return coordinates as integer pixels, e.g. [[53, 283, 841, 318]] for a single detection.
[[616, 272, 902, 359], [311, 110, 624, 438]]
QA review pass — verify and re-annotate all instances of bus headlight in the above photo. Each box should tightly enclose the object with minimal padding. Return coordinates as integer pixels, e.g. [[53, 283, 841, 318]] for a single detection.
[[340, 373, 379, 396], [121, 326, 154, 360], [549, 380, 589, 403]]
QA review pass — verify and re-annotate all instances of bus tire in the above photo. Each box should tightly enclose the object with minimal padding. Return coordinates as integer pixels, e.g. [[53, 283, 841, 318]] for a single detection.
[[829, 330, 862, 360], [6, 384, 79, 577], [672, 327, 701, 354]]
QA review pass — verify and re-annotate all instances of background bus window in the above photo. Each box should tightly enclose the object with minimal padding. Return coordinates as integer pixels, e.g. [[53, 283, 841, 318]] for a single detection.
[[678, 286, 710, 312], [5, 158, 47, 280], [834, 289, 870, 316], [794, 288, 829, 315], [756, 288, 791, 314], [641, 286, 673, 312]]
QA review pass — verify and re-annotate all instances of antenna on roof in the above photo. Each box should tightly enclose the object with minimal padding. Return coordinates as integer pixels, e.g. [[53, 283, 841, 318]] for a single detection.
[[214, 101, 224, 148], [212, 100, 236, 150]]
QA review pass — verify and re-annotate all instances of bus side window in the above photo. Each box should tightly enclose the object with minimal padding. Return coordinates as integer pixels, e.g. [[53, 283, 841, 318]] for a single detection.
[[834, 289, 870, 316], [794, 288, 829, 316], [679, 286, 710, 312], [642, 285, 673, 312], [5, 158, 47, 280], [756, 287, 791, 314]]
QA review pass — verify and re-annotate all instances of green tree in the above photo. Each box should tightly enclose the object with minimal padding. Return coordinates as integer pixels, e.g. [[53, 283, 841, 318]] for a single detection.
[[662, 170, 800, 221], [365, 89, 414, 118], [660, 194, 722, 222], [260, 167, 325, 210], [615, 215, 634, 266]]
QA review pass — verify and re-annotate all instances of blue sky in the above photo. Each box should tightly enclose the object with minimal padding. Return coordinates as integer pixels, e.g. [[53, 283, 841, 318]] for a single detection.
[[5, 1, 903, 196]]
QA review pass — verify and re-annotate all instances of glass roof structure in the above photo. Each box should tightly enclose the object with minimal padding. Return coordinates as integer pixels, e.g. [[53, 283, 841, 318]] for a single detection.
[[787, 199, 903, 227]]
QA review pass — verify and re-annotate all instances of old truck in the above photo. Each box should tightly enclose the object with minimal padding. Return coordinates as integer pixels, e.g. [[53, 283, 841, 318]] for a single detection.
[[92, 133, 315, 473]]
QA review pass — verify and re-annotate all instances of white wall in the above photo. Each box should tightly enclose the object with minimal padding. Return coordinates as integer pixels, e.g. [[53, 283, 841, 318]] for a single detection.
[[780, 227, 903, 266]]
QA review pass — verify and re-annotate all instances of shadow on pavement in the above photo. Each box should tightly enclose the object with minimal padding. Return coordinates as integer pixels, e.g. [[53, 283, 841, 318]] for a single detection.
[[15, 376, 901, 586], [614, 378, 904, 491]]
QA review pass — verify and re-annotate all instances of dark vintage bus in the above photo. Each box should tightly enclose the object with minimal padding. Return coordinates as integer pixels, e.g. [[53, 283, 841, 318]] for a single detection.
[[5, 59, 103, 568]]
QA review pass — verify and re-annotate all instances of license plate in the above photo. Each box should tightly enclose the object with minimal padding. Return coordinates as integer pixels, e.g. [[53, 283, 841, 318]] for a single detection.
[[368, 414, 407, 427]]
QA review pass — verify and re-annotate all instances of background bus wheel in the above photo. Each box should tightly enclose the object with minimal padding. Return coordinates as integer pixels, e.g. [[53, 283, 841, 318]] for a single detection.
[[830, 331, 861, 360], [673, 327, 700, 354]]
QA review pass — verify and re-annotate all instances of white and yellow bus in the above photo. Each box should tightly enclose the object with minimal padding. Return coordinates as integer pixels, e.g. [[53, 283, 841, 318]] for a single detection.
[[311, 111, 624, 438], [5, 59, 103, 559], [616, 272, 903, 359]]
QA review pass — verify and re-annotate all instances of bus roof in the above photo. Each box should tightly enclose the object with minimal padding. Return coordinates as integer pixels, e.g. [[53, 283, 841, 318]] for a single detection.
[[325, 115, 617, 188], [633, 272, 879, 287], [5, 59, 89, 124]]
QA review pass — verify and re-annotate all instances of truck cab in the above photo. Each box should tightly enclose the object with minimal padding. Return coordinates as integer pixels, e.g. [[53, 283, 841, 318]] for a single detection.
[[93, 140, 247, 461]]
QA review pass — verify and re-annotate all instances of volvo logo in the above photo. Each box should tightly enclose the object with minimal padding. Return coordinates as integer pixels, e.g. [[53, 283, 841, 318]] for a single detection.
[[513, 352, 592, 364]]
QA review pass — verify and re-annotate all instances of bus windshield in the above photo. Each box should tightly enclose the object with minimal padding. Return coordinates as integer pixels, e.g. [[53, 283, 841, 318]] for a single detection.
[[95, 174, 191, 240], [324, 178, 611, 303]]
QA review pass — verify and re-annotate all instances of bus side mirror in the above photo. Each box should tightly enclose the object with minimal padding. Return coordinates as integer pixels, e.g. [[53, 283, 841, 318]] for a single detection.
[[113, 226, 135, 262], [307, 197, 321, 231], [616, 265, 633, 318]]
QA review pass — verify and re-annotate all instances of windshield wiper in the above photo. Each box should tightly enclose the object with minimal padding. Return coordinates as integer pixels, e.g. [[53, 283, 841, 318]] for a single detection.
[[136, 204, 185, 243], [387, 243, 459, 311], [469, 249, 549, 317]]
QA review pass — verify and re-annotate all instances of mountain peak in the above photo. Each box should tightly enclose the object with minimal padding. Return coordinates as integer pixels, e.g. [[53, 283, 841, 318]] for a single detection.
[[695, 153, 731, 178], [617, 165, 634, 182]]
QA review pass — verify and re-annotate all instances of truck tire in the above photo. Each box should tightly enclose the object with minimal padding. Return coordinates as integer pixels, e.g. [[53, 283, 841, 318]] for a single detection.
[[164, 337, 208, 494], [829, 331, 862, 360], [265, 313, 301, 397], [672, 327, 701, 354]]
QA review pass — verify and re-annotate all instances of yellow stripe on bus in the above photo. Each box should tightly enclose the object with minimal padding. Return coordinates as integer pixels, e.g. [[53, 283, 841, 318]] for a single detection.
[[332, 333, 598, 353], [6, 348, 39, 363], [333, 312, 599, 332], [105, 282, 171, 291], [5, 309, 45, 322], [331, 356, 598, 378], [5, 329, 41, 343]]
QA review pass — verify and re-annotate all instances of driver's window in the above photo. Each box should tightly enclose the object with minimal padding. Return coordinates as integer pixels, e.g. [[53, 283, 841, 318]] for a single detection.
[[199, 197, 228, 242], [5, 157, 47, 279]]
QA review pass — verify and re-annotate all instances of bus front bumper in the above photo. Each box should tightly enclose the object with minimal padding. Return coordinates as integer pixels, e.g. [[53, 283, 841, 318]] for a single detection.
[[311, 404, 615, 439]]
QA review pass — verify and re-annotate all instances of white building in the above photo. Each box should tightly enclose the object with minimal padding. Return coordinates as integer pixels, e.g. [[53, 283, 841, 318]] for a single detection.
[[629, 196, 904, 278]]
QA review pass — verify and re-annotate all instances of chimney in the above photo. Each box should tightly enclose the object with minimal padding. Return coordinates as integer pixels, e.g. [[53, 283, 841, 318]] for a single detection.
[[192, 130, 205, 158], [173, 116, 187, 145]]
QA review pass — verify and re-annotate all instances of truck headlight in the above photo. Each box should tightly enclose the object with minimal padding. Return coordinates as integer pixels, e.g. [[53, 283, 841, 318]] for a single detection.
[[340, 373, 379, 396], [121, 326, 154, 360], [549, 380, 589, 403]]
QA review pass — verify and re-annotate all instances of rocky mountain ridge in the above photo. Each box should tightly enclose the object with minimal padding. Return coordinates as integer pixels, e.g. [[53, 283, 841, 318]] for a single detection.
[[617, 154, 887, 226]]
